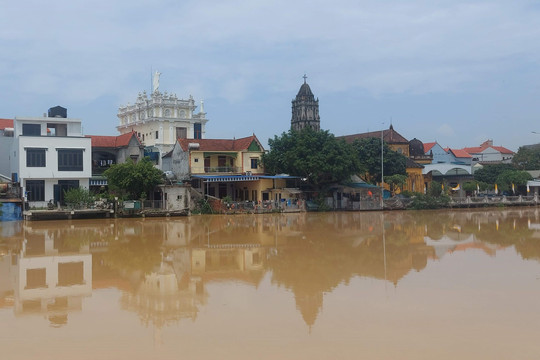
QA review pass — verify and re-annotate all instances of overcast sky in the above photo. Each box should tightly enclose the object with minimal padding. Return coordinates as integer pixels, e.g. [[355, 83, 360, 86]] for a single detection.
[[2, 0, 540, 151]]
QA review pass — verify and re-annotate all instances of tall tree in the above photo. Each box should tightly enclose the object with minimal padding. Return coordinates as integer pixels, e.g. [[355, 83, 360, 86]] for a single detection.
[[262, 128, 362, 190], [350, 137, 407, 183], [104, 158, 163, 199], [474, 163, 514, 184], [512, 146, 540, 170], [495, 170, 532, 193]]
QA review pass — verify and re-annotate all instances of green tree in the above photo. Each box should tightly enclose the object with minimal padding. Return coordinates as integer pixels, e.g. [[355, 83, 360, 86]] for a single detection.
[[385, 174, 408, 195], [474, 164, 514, 184], [64, 187, 94, 209], [262, 128, 362, 190], [512, 146, 540, 170], [495, 170, 532, 193], [462, 181, 478, 194], [104, 158, 163, 200], [350, 137, 407, 183]]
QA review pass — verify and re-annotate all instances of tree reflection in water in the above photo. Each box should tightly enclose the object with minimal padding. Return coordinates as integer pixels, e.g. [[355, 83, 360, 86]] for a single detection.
[[2, 208, 540, 330]]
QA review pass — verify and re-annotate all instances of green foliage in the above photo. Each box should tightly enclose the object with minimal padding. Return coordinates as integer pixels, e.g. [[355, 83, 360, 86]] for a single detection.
[[512, 146, 540, 170], [193, 198, 213, 214], [350, 137, 407, 183], [462, 181, 478, 193], [408, 193, 450, 209], [262, 128, 362, 190], [385, 174, 408, 195], [495, 170, 532, 193], [474, 164, 514, 184], [104, 158, 163, 200], [426, 181, 448, 197], [64, 187, 94, 209], [222, 195, 232, 203]]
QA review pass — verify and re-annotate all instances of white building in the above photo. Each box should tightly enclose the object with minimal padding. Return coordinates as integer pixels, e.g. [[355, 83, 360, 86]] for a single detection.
[[116, 72, 209, 166], [10, 106, 92, 208]]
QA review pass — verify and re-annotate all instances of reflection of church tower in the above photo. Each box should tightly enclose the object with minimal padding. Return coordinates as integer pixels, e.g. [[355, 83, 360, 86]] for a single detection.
[[291, 75, 320, 131], [295, 291, 323, 331]]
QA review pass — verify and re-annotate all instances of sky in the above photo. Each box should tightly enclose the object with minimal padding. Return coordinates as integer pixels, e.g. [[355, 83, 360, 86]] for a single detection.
[[2, 0, 540, 151]]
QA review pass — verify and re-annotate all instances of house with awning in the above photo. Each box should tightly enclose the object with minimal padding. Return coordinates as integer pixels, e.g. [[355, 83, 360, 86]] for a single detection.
[[164, 135, 301, 203]]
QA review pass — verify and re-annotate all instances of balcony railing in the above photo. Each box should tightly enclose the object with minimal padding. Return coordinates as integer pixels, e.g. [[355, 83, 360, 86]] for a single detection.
[[204, 166, 242, 174]]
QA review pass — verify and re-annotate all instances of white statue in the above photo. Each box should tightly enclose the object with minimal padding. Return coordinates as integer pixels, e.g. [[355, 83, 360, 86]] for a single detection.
[[152, 71, 161, 93]]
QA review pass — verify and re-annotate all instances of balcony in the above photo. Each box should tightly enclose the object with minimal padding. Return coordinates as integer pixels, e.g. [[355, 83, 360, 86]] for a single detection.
[[204, 166, 242, 174]]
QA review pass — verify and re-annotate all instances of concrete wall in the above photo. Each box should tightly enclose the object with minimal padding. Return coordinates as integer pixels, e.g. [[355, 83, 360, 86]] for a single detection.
[[0, 135, 13, 178], [170, 143, 190, 180]]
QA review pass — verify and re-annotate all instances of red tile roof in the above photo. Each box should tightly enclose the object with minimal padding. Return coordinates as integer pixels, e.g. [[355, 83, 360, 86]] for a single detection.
[[463, 145, 514, 155], [491, 146, 514, 155], [462, 146, 484, 154], [0, 118, 13, 130], [448, 148, 472, 158], [178, 135, 263, 152], [423, 142, 437, 153], [86, 132, 141, 148], [339, 125, 409, 144]]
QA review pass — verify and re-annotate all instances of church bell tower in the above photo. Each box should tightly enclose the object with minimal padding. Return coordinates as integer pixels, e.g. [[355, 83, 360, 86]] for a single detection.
[[291, 75, 320, 131]]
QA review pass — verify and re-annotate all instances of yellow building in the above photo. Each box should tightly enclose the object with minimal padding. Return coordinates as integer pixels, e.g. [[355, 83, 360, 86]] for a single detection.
[[165, 135, 301, 203]]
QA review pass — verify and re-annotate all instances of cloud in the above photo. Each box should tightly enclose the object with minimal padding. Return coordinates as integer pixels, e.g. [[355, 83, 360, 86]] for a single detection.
[[437, 124, 455, 137], [1, 1, 540, 149]]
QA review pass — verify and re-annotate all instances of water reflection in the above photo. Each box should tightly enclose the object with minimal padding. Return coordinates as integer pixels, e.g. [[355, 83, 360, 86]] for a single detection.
[[2, 208, 540, 332]]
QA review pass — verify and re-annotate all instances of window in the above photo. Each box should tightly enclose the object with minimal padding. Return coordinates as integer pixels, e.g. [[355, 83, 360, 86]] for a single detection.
[[26, 149, 46, 167], [194, 123, 202, 139], [176, 127, 187, 139], [155, 130, 159, 139], [250, 158, 258, 169], [58, 149, 83, 171], [26, 180, 45, 201], [194, 158, 199, 162], [26, 268, 46, 289], [218, 156, 226, 167], [22, 124, 40, 136], [58, 262, 84, 286]]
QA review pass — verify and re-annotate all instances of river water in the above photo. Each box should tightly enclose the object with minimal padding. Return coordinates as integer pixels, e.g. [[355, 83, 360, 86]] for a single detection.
[[1, 209, 540, 359]]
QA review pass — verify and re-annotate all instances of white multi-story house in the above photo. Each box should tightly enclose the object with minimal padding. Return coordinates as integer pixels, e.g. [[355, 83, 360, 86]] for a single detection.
[[116, 73, 208, 167], [10, 106, 92, 208]]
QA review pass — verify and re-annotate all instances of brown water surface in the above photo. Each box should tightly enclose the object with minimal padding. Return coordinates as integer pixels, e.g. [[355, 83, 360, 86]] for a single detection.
[[2, 209, 540, 359]]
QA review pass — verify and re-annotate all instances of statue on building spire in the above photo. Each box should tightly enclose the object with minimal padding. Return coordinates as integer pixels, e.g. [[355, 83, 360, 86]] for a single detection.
[[152, 71, 161, 93]]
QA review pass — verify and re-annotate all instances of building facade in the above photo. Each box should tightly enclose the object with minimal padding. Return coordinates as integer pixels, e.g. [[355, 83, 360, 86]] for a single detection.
[[86, 132, 145, 189], [117, 75, 209, 165], [291, 76, 320, 132], [10, 107, 92, 208]]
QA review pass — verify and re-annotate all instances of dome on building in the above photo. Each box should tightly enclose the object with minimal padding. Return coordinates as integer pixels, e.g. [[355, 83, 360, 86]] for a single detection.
[[409, 138, 425, 157]]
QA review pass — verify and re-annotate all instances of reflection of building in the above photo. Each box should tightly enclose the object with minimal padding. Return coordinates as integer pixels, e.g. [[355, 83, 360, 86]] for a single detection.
[[121, 262, 205, 329], [11, 226, 92, 326]]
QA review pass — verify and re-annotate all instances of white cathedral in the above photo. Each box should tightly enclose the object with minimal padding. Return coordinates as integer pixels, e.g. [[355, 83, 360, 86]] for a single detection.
[[116, 72, 209, 158]]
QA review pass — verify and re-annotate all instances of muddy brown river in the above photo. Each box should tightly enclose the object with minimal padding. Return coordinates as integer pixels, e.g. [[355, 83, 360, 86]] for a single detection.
[[1, 209, 540, 359]]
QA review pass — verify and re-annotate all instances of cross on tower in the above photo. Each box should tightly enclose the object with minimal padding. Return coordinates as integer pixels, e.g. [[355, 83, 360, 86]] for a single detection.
[[303, 74, 307, 84]]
